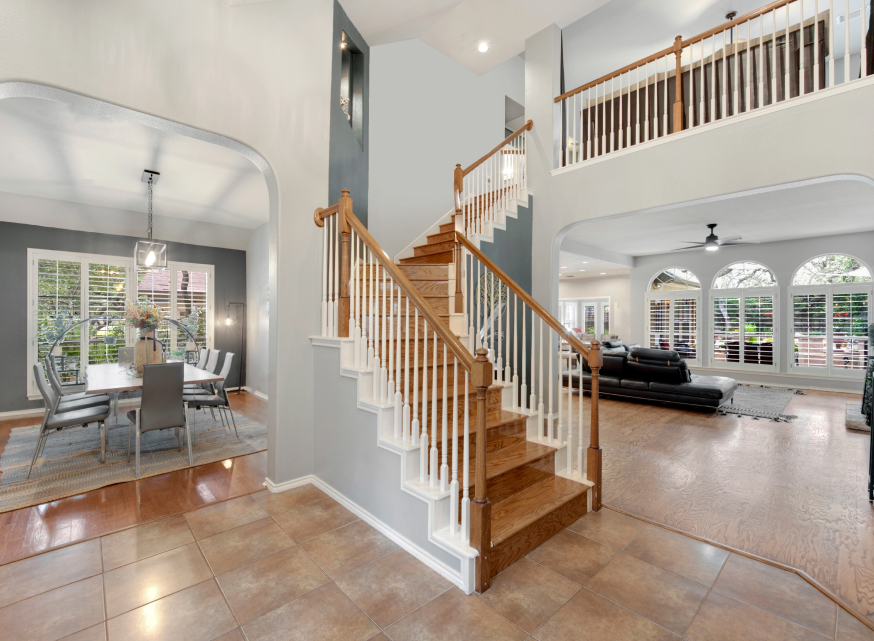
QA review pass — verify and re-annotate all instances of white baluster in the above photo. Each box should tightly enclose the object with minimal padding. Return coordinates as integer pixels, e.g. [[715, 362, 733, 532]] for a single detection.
[[565, 94, 570, 166], [578, 353, 584, 476], [505, 280, 511, 386], [701, 38, 706, 121], [512, 292, 519, 409], [403, 296, 411, 442], [388, 276, 395, 411], [467, 253, 475, 354], [420, 319, 428, 483], [567, 352, 574, 474], [758, 17, 764, 107], [522, 303, 528, 412], [725, 29, 730, 116], [326, 216, 334, 338], [829, 0, 835, 87], [496, 273, 502, 380], [392, 281, 401, 439], [712, 33, 717, 120], [557, 349, 563, 446], [844, 0, 850, 84], [799, 1, 806, 95], [785, 3, 791, 96], [538, 318, 544, 437], [321, 219, 328, 337], [745, 21, 751, 111], [734, 30, 740, 114], [430, 331, 438, 488], [381, 267, 387, 403], [351, 231, 359, 367], [462, 369, 470, 542], [860, 0, 867, 79], [333, 216, 339, 337], [548, 330, 555, 442], [813, 3, 820, 91], [361, 238, 368, 367], [450, 355, 459, 534], [441, 343, 448, 492], [476, 261, 482, 350]]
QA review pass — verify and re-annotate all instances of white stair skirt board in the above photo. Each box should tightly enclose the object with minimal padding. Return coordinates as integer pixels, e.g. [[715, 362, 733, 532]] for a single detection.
[[308, 336, 477, 594], [393, 189, 534, 262]]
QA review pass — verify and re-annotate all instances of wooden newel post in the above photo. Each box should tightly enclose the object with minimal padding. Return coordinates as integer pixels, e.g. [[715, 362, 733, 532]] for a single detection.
[[338, 189, 353, 337], [470, 348, 493, 592], [453, 164, 464, 314], [587, 340, 602, 512], [672, 35, 685, 133]]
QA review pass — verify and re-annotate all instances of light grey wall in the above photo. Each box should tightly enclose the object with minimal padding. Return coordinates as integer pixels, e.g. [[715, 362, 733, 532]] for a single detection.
[[559, 274, 631, 341], [246, 222, 269, 398], [629, 231, 874, 392], [0, 220, 247, 414], [330, 1, 369, 226], [369, 39, 525, 257]]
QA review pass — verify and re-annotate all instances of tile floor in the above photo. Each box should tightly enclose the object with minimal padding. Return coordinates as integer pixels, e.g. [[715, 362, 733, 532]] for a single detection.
[[1, 485, 872, 641]]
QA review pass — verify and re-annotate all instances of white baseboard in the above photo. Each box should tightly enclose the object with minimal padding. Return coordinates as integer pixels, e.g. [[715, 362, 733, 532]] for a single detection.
[[264, 473, 464, 590]]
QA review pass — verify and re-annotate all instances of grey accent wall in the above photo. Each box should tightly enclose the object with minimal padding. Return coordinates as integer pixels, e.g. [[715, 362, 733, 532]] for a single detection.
[[246, 222, 269, 398], [330, 0, 369, 226], [0, 220, 246, 414]]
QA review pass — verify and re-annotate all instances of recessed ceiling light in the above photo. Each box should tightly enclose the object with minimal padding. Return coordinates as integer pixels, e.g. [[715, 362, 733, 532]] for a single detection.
[[561, 265, 567, 268], [600, 272, 606, 275], [579, 269, 585, 272], [582, 261, 588, 264], [478, 42, 489, 53]]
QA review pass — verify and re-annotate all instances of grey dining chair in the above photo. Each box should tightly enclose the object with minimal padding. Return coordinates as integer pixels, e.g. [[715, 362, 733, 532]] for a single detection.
[[47, 355, 110, 410], [30, 363, 110, 479], [183, 352, 239, 438], [127, 362, 192, 478], [186, 348, 219, 396], [195, 348, 209, 369]]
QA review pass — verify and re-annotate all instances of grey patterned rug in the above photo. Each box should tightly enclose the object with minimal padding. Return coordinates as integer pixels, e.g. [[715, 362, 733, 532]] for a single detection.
[[720, 385, 804, 421], [0, 409, 266, 513]]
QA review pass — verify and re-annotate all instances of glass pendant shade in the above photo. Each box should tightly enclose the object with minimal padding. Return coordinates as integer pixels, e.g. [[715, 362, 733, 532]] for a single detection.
[[135, 240, 168, 269]]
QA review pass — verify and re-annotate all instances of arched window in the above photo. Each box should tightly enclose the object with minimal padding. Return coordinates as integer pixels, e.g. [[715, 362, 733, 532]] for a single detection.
[[711, 262, 777, 371], [646, 268, 701, 362], [791, 255, 871, 375]]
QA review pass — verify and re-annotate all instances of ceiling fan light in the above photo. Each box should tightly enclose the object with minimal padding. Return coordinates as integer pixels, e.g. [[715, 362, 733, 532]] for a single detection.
[[705, 243, 719, 251]]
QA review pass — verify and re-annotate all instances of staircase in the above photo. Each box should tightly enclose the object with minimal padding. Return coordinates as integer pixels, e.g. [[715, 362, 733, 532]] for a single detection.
[[312, 120, 602, 594]]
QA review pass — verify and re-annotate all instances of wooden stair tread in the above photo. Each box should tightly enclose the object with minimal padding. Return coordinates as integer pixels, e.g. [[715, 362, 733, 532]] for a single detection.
[[490, 476, 589, 546], [480, 440, 555, 481], [400, 251, 453, 265]]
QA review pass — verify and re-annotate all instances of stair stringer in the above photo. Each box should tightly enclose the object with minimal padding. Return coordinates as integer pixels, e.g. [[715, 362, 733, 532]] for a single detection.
[[393, 189, 534, 262], [310, 335, 478, 593]]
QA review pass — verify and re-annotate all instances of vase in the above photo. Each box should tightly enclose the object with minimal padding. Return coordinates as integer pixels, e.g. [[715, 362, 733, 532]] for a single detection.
[[134, 328, 163, 376]]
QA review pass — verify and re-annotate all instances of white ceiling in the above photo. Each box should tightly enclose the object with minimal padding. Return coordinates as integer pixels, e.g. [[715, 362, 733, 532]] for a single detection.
[[558, 251, 630, 279], [562, 178, 874, 258], [340, 0, 612, 75], [0, 97, 269, 231]]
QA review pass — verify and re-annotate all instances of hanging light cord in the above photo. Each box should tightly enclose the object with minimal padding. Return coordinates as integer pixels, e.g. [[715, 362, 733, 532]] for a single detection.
[[147, 177, 153, 241]]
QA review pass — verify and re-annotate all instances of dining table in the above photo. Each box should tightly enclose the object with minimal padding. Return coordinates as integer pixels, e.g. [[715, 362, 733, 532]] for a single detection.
[[84, 361, 224, 426]]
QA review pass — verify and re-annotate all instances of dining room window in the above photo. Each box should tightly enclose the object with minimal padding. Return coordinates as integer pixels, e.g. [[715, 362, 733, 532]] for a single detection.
[[28, 249, 214, 399]]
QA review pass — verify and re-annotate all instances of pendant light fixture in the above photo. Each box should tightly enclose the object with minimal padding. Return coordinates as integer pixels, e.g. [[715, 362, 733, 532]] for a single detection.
[[135, 170, 168, 269]]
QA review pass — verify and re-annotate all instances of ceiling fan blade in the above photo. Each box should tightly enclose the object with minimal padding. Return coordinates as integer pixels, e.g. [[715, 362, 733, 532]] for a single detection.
[[670, 246, 701, 252], [720, 235, 743, 243], [677, 241, 705, 246], [719, 241, 759, 246]]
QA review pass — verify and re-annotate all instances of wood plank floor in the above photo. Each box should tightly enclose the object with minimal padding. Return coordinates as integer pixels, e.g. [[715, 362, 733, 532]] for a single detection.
[[577, 389, 874, 624], [0, 391, 268, 565]]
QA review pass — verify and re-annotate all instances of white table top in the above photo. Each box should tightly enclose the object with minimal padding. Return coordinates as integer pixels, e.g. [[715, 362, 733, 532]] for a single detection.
[[85, 362, 224, 394]]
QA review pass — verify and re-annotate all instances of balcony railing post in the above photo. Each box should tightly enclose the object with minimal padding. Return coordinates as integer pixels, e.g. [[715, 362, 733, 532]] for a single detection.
[[673, 35, 685, 133], [470, 347, 493, 593], [587, 340, 602, 511], [338, 189, 352, 337]]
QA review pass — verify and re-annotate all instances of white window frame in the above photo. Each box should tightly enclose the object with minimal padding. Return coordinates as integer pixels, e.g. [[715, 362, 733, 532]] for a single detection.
[[708, 287, 779, 373], [788, 282, 871, 379], [559, 297, 611, 336], [644, 290, 702, 366], [27, 249, 214, 400]]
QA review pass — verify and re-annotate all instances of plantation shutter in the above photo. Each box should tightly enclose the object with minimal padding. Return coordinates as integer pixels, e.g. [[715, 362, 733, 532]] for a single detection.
[[87, 263, 127, 365], [603, 305, 610, 335], [713, 296, 740, 363], [648, 299, 670, 350], [672, 297, 697, 359], [136, 267, 173, 347], [37, 258, 82, 383], [175, 269, 210, 349], [832, 292, 869, 371], [793, 293, 827, 368]]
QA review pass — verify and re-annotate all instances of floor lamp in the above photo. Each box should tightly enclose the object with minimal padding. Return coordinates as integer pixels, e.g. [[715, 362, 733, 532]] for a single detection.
[[224, 302, 246, 394]]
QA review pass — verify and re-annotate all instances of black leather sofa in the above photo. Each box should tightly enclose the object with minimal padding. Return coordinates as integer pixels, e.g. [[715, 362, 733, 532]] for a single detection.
[[563, 345, 737, 410]]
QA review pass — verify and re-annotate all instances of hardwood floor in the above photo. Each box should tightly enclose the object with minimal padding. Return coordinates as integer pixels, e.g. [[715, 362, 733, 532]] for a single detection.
[[580, 389, 874, 624], [0, 391, 268, 565]]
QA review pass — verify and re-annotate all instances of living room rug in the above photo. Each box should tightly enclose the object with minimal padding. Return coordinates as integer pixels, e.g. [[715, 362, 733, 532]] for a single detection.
[[0, 409, 266, 513], [720, 384, 804, 421]]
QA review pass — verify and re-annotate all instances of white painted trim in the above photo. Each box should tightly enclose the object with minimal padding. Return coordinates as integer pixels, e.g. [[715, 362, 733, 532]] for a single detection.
[[242, 387, 269, 400], [264, 473, 465, 589], [551, 76, 874, 176]]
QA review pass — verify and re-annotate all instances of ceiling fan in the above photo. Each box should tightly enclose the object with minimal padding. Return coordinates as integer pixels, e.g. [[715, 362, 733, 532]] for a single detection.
[[672, 224, 756, 252]]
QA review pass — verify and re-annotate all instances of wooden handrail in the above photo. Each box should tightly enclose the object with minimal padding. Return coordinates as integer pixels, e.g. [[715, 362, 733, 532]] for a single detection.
[[555, 0, 802, 103], [462, 120, 533, 177], [456, 232, 603, 368], [315, 192, 476, 372]]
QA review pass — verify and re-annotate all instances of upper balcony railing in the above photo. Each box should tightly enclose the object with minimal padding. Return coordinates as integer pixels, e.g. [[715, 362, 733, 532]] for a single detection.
[[555, 0, 872, 168]]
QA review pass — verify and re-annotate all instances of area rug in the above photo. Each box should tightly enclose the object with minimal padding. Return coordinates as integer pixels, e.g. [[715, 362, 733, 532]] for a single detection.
[[0, 409, 266, 513], [720, 384, 804, 421]]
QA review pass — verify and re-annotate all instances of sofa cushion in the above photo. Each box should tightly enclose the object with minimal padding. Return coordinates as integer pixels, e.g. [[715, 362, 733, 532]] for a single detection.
[[625, 360, 686, 384], [649, 375, 737, 400], [622, 343, 641, 352], [630, 347, 681, 362], [621, 379, 648, 390], [594, 375, 621, 388], [602, 339, 624, 348]]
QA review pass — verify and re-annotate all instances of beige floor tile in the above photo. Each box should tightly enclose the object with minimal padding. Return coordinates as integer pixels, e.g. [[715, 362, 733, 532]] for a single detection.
[[198, 517, 294, 575], [474, 558, 579, 633], [183, 494, 268, 539], [621, 525, 729, 587], [103, 542, 213, 618], [251, 484, 329, 516], [0, 575, 104, 641], [106, 579, 237, 641], [61, 623, 107, 641], [567, 509, 647, 550], [102, 515, 195, 571], [586, 552, 708, 635], [367, 635, 389, 641], [300, 520, 398, 578], [217, 546, 330, 624], [273, 497, 359, 542], [532, 588, 679, 641], [335, 549, 452, 628], [838, 608, 874, 641], [211, 630, 245, 641], [0, 539, 102, 608], [525, 529, 616, 585], [242, 582, 378, 641], [712, 554, 836, 638], [685, 591, 831, 641], [385, 587, 528, 641]]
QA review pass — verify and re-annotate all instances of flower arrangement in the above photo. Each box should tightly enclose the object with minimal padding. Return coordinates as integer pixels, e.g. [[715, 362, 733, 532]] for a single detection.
[[125, 300, 166, 332]]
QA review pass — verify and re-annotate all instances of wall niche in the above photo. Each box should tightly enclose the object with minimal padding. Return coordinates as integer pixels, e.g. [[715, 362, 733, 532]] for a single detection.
[[340, 31, 365, 149]]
